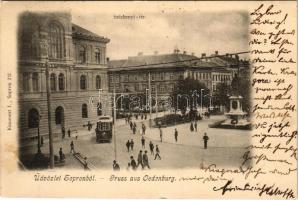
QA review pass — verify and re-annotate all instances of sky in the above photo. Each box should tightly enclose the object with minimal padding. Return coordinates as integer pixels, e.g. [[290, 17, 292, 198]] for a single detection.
[[72, 10, 249, 60]]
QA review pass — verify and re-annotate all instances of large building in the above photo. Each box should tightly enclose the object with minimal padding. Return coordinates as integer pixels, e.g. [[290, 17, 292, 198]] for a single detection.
[[18, 12, 110, 147], [108, 50, 247, 96]]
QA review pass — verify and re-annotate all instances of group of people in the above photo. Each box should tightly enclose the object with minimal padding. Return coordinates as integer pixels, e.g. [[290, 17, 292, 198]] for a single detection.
[[125, 113, 148, 124], [127, 150, 151, 170], [57, 140, 75, 162]]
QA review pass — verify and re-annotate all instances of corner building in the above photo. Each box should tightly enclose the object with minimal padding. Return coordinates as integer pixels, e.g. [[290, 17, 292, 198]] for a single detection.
[[18, 12, 110, 147]]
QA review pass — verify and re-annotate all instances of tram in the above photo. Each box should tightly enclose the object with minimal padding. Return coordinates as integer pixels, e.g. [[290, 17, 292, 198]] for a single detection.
[[95, 116, 113, 143]]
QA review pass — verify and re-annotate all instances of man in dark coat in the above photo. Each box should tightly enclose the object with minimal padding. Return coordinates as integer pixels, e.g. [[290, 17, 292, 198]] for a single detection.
[[142, 123, 146, 135], [126, 140, 131, 152], [113, 160, 120, 171], [141, 136, 145, 149], [130, 139, 134, 151], [149, 141, 154, 155], [62, 127, 65, 139], [137, 150, 143, 169], [130, 156, 137, 170], [154, 145, 161, 160], [70, 141, 75, 153], [190, 122, 194, 132], [203, 133, 209, 149], [67, 128, 71, 137], [174, 128, 178, 142], [142, 151, 150, 169]]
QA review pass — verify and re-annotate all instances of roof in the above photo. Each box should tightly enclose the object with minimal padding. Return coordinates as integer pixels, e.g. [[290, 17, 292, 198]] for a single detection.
[[72, 23, 110, 43], [108, 53, 203, 71]]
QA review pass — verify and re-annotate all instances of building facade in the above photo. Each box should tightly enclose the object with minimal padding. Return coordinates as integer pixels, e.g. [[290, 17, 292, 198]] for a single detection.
[[108, 50, 245, 96], [18, 12, 110, 146]]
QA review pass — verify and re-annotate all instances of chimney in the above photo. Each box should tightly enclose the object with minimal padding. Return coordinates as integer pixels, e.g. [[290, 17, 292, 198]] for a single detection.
[[173, 48, 180, 54], [201, 53, 206, 58], [191, 52, 195, 56], [183, 51, 187, 55], [107, 57, 110, 62], [215, 50, 218, 55], [138, 52, 143, 56], [154, 51, 158, 55], [226, 53, 229, 57]]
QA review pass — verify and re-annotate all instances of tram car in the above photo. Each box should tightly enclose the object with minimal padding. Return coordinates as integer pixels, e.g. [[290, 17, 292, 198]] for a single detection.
[[95, 116, 113, 143]]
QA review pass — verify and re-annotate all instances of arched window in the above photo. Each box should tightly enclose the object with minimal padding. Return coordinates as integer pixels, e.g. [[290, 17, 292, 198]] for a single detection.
[[23, 73, 30, 92], [58, 73, 65, 91], [97, 102, 102, 116], [96, 75, 101, 89], [55, 106, 64, 125], [48, 22, 65, 59], [80, 75, 87, 90], [95, 48, 101, 64], [50, 73, 56, 91], [32, 72, 39, 91], [79, 46, 86, 64], [28, 108, 39, 128], [82, 104, 88, 118]]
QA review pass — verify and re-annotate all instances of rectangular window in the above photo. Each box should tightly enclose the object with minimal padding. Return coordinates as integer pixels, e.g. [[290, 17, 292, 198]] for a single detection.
[[151, 85, 155, 92], [124, 74, 128, 82], [23, 73, 30, 92], [109, 75, 114, 83], [160, 72, 164, 80], [170, 73, 174, 80]]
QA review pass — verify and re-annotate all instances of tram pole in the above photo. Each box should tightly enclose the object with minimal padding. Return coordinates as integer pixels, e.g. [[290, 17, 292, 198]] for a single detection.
[[148, 71, 152, 127], [113, 85, 117, 161]]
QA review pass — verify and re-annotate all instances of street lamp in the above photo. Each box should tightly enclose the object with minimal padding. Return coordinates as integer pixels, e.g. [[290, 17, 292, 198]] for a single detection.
[[201, 89, 204, 112], [36, 114, 42, 154]]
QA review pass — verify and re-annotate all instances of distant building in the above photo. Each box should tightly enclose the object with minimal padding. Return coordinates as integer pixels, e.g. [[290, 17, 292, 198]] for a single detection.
[[18, 12, 110, 147], [108, 50, 248, 96]]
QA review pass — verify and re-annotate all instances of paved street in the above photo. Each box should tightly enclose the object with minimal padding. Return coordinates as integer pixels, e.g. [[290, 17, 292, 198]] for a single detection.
[[21, 114, 250, 170]]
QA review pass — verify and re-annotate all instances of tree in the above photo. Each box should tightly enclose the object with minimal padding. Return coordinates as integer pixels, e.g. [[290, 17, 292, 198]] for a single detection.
[[213, 82, 231, 110], [171, 77, 209, 115]]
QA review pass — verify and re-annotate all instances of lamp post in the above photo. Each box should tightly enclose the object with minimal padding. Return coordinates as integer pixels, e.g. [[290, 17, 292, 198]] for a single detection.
[[200, 89, 204, 113], [36, 114, 42, 154]]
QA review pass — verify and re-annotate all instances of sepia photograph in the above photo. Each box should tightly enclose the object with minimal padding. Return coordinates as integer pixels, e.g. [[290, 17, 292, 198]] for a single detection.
[[0, 1, 296, 199], [17, 10, 252, 171]]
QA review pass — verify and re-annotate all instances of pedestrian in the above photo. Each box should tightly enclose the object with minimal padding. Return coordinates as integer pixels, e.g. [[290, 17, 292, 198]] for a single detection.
[[59, 147, 65, 161], [159, 128, 163, 142], [203, 133, 209, 149], [83, 157, 88, 170], [143, 151, 150, 169], [174, 128, 178, 142], [194, 121, 198, 132], [113, 160, 120, 171], [130, 139, 134, 151], [190, 122, 194, 132], [129, 121, 133, 130], [145, 114, 147, 120], [137, 150, 143, 169], [126, 140, 131, 152], [62, 126, 65, 139], [87, 121, 92, 131], [154, 145, 161, 160], [70, 141, 75, 153], [67, 128, 71, 137], [142, 123, 146, 135], [141, 114, 144, 120], [133, 125, 136, 135], [141, 136, 145, 149], [149, 141, 154, 155], [136, 114, 139, 120], [130, 156, 137, 170], [127, 163, 131, 171]]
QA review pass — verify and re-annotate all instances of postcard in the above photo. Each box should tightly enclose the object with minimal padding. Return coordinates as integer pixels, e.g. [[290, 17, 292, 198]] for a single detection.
[[0, 1, 296, 199]]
